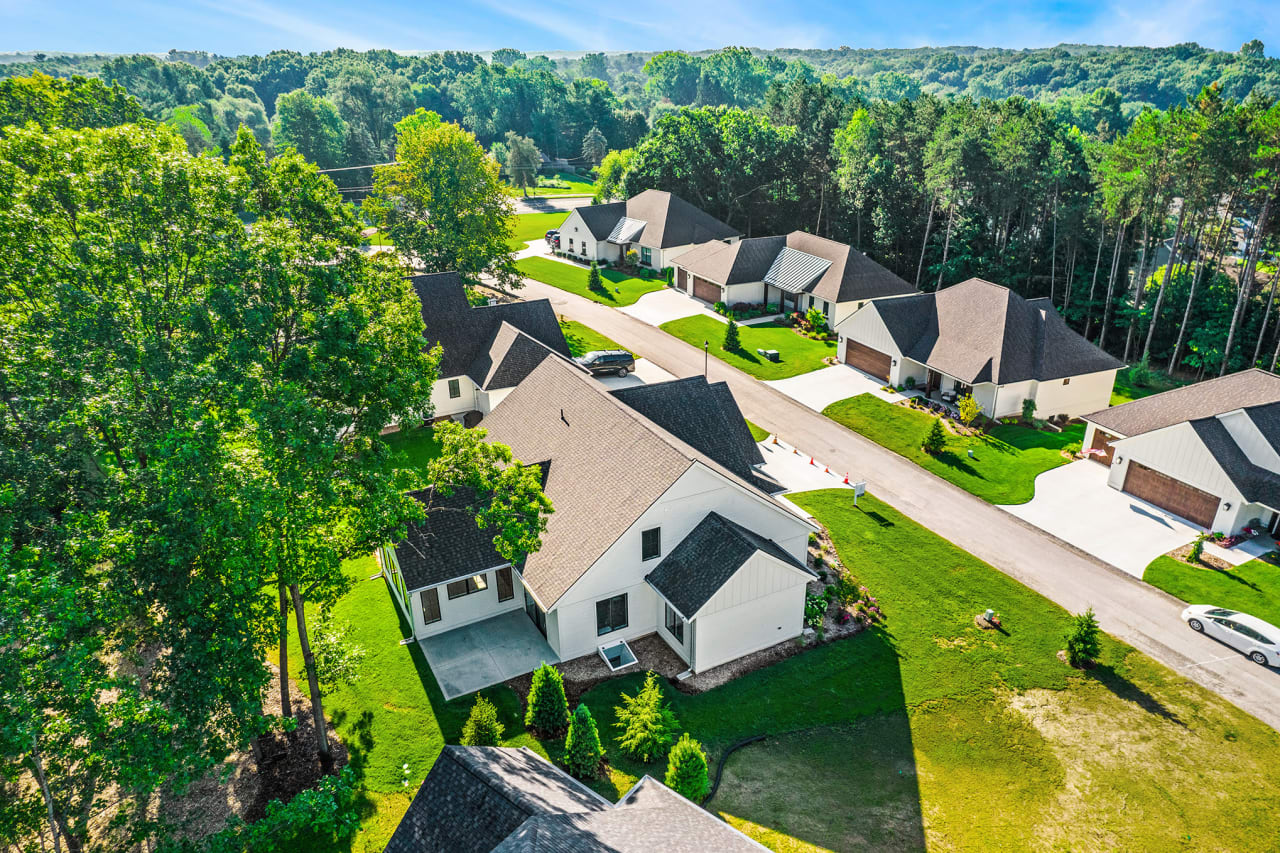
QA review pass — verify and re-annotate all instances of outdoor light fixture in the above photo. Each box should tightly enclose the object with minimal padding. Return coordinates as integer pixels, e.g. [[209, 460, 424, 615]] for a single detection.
[[1223, 502, 1232, 511], [891, 358, 898, 366]]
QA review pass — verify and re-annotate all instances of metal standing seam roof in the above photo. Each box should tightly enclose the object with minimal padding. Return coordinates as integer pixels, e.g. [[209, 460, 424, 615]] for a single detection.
[[607, 216, 649, 244], [763, 246, 832, 293]]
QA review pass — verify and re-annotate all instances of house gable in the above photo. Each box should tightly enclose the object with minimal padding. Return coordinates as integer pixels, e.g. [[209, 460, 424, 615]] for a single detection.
[[1109, 421, 1240, 501]]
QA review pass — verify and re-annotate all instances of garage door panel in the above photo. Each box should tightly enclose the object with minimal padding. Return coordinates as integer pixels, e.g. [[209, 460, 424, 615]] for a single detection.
[[692, 276, 721, 304], [844, 340, 892, 382], [1122, 462, 1219, 529], [1088, 429, 1118, 466]]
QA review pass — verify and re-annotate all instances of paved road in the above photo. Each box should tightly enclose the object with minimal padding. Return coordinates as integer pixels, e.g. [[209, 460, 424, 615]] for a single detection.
[[520, 278, 1280, 730]]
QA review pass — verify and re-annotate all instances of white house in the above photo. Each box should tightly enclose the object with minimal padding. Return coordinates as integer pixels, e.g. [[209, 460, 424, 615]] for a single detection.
[[379, 357, 816, 683], [835, 278, 1123, 419], [557, 189, 741, 271], [672, 230, 917, 323], [1082, 368, 1280, 533], [412, 272, 573, 422]]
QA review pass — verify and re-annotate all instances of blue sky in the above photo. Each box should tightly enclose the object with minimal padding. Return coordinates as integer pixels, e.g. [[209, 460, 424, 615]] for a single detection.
[[4, 0, 1278, 57]]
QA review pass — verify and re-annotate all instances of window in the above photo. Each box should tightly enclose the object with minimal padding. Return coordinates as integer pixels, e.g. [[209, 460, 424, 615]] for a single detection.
[[420, 588, 441, 625], [446, 574, 488, 600], [568, 237, 575, 250], [664, 603, 684, 643], [496, 567, 514, 602], [596, 594, 628, 636], [448, 378, 461, 399], [641, 246, 652, 265], [641, 527, 661, 561], [1063, 377, 1071, 386]]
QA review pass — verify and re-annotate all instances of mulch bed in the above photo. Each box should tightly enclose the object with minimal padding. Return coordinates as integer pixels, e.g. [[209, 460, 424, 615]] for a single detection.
[[1166, 541, 1235, 573]]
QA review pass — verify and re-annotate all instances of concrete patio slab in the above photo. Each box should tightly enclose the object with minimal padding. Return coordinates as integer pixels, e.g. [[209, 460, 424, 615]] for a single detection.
[[418, 610, 558, 701], [620, 288, 725, 327], [1000, 459, 1205, 578], [764, 364, 904, 413]]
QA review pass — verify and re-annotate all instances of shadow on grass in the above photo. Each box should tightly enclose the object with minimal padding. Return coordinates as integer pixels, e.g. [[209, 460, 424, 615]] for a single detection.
[[1205, 565, 1265, 593], [1087, 663, 1186, 727], [934, 450, 984, 478], [857, 506, 895, 528]]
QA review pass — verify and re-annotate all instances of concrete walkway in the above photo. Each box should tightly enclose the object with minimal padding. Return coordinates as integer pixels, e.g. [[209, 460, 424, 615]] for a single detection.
[[765, 363, 904, 413], [419, 610, 558, 701], [512, 275, 1280, 731]]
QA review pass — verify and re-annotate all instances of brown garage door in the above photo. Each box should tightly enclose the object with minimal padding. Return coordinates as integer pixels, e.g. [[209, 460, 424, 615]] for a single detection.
[[1122, 462, 1219, 528], [676, 268, 688, 292], [844, 340, 892, 382], [692, 276, 721, 304], [1087, 428, 1119, 466]]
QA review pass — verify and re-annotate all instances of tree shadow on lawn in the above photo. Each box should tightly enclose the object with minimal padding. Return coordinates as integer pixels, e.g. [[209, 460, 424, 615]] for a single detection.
[[1204, 564, 1265, 593], [933, 449, 984, 479], [1086, 663, 1186, 728]]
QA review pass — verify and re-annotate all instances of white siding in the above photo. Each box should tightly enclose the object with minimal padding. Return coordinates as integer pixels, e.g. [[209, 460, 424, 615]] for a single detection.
[[1220, 410, 1280, 470], [692, 551, 808, 672], [410, 569, 523, 640], [430, 375, 478, 418], [559, 210, 620, 264], [1028, 369, 1118, 419], [1107, 422, 1242, 531], [723, 281, 766, 305], [836, 304, 903, 374], [547, 462, 812, 662]]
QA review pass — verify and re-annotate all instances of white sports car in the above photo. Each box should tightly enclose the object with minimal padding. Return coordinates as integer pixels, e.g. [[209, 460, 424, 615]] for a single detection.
[[1182, 605, 1280, 667]]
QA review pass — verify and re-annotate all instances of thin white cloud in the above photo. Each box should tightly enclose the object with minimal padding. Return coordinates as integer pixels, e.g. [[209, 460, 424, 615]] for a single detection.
[[195, 0, 381, 51]]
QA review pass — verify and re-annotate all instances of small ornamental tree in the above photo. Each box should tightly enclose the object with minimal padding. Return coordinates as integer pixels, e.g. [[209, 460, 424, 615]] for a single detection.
[[923, 419, 946, 455], [1065, 607, 1102, 668], [957, 394, 982, 427], [1021, 397, 1037, 422], [587, 261, 604, 292], [564, 703, 605, 778], [614, 671, 679, 762], [723, 317, 741, 351], [664, 733, 710, 802], [805, 304, 828, 335], [461, 696, 505, 746], [525, 662, 570, 735], [1189, 533, 1207, 563]]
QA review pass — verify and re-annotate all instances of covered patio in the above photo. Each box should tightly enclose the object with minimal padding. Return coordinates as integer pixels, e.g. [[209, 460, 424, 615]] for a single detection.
[[418, 609, 559, 701]]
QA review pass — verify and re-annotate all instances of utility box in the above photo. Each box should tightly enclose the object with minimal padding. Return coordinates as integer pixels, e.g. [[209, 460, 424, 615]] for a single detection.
[[763, 349, 780, 362]]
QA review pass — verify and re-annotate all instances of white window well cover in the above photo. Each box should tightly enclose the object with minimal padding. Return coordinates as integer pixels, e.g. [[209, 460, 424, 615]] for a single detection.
[[764, 247, 830, 293], [607, 217, 648, 244], [598, 638, 638, 671]]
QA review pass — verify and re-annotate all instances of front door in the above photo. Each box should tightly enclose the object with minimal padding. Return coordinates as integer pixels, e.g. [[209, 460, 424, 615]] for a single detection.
[[524, 588, 547, 638], [926, 370, 941, 394]]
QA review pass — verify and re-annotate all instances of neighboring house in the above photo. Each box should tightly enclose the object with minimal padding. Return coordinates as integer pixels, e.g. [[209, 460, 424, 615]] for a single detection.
[[412, 272, 573, 422], [672, 231, 917, 324], [835, 278, 1123, 419], [556, 189, 741, 270], [379, 356, 816, 677], [1082, 368, 1280, 533], [384, 745, 768, 853]]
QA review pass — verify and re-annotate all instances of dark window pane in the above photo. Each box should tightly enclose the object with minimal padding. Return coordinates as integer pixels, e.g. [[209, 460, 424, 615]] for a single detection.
[[448, 378, 461, 399], [421, 588, 441, 624], [597, 593, 628, 636], [641, 527, 661, 561], [497, 567, 514, 602], [665, 603, 683, 643]]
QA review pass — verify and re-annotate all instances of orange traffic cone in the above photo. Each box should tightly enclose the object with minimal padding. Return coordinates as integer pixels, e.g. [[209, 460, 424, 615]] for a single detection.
[[809, 457, 815, 466], [772, 435, 779, 445], [824, 465, 830, 474], [843, 473, 850, 484]]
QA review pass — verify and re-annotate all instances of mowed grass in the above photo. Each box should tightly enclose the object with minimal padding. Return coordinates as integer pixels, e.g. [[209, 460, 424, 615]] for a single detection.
[[1110, 365, 1185, 406], [516, 256, 665, 306], [508, 211, 568, 251], [1145, 554, 1280, 627], [558, 318, 630, 358], [505, 170, 595, 197], [659, 316, 836, 380], [745, 419, 770, 442], [823, 393, 1082, 504]]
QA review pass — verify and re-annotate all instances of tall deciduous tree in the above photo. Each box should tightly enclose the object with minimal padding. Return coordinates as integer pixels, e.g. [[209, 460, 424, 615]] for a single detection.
[[272, 89, 347, 168], [504, 129, 541, 196], [582, 124, 608, 166]]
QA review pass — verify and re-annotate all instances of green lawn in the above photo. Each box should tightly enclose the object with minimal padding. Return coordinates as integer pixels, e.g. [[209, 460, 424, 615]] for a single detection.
[[659, 316, 836, 380], [292, 483, 1280, 851], [509, 211, 568, 251], [1110, 365, 1185, 406], [505, 171, 595, 197], [745, 419, 769, 442], [822, 393, 1082, 504], [1144, 554, 1280, 627], [558, 318, 630, 359], [382, 425, 442, 484], [516, 256, 666, 306], [361, 228, 393, 248]]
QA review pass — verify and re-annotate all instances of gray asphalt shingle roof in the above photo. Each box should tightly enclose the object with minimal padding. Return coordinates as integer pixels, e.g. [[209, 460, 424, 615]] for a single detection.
[[1190, 416, 1280, 510], [570, 190, 740, 249], [873, 278, 1123, 385], [393, 488, 509, 591], [646, 512, 813, 618], [388, 749, 765, 853], [411, 272, 571, 384], [1086, 368, 1280, 437]]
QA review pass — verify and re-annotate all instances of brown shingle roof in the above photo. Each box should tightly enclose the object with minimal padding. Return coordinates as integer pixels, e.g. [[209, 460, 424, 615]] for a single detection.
[[873, 278, 1122, 385], [623, 189, 741, 248], [1086, 368, 1280, 437], [479, 358, 789, 606]]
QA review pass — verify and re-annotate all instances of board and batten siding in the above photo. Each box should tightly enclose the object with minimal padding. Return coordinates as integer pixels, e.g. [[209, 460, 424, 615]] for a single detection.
[[692, 550, 808, 672], [1107, 422, 1243, 531], [1219, 409, 1280, 470], [836, 304, 902, 378], [546, 461, 812, 663], [408, 568, 523, 641]]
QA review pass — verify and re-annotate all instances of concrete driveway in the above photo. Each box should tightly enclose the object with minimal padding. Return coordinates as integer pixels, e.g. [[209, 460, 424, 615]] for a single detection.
[[594, 358, 678, 390], [619, 288, 724, 327], [765, 364, 904, 413], [1001, 460, 1203, 578]]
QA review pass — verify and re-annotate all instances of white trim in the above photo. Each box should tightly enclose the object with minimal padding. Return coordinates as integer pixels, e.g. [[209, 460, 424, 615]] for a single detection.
[[645, 582, 689, 622], [687, 549, 814, 620], [402, 562, 512, 597]]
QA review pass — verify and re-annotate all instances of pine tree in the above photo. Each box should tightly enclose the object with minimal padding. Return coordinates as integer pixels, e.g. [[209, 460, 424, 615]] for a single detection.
[[1065, 607, 1102, 667], [722, 317, 741, 351], [587, 261, 603, 292], [564, 703, 605, 778], [613, 671, 678, 762], [524, 662, 570, 735], [460, 695, 505, 746], [664, 733, 710, 802], [923, 419, 946, 454]]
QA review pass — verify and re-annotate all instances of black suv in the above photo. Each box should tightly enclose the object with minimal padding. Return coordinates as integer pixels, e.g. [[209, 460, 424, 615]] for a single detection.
[[576, 350, 635, 377]]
